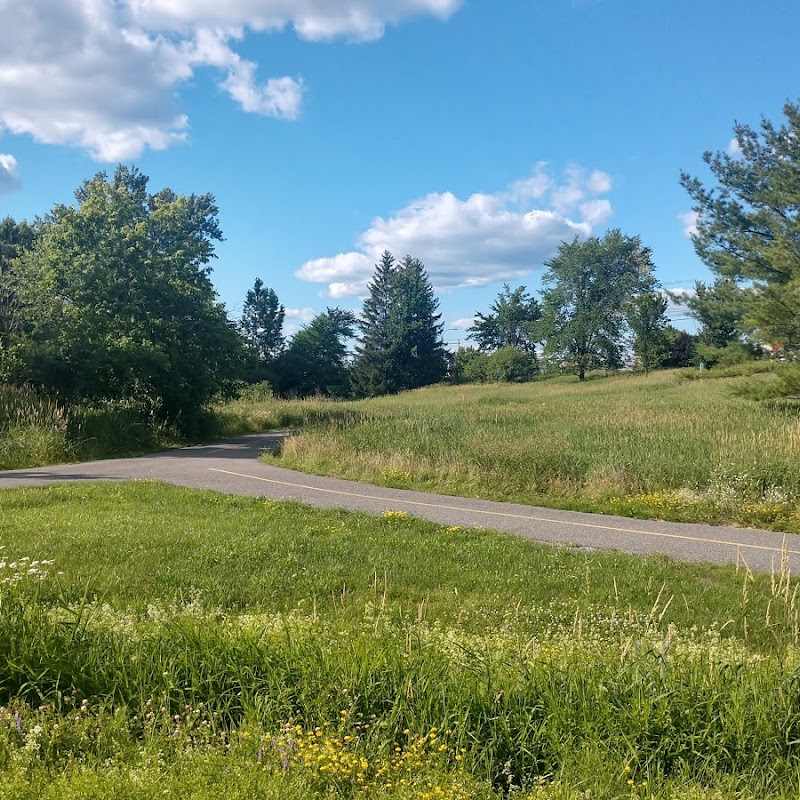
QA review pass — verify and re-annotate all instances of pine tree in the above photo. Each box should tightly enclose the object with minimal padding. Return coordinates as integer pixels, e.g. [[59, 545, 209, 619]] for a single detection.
[[352, 251, 397, 396], [240, 278, 285, 364], [389, 255, 447, 391], [352, 252, 446, 396]]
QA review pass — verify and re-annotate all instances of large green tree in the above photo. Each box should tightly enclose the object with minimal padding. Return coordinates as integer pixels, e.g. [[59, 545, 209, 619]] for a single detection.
[[351, 251, 398, 397], [6, 166, 246, 425], [275, 308, 356, 398], [468, 284, 541, 356], [539, 230, 656, 380], [352, 253, 446, 396], [387, 255, 447, 392], [680, 99, 800, 351], [0, 216, 36, 373]]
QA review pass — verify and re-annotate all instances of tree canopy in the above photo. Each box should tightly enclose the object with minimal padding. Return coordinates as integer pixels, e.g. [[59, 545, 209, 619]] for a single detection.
[[3, 167, 246, 425], [680, 98, 800, 351], [275, 308, 356, 398], [539, 230, 656, 380], [468, 284, 541, 356]]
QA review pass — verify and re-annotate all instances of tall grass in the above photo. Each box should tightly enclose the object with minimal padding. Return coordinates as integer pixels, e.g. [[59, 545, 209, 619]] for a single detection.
[[2, 482, 800, 797], [243, 372, 800, 532]]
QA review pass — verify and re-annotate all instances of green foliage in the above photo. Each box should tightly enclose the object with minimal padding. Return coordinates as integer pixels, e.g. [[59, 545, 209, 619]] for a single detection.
[[663, 325, 697, 368], [681, 98, 800, 352], [468, 284, 541, 357], [484, 346, 538, 383], [0, 216, 36, 375], [239, 278, 285, 368], [3, 167, 247, 427], [684, 278, 749, 350], [539, 230, 656, 380], [451, 347, 490, 383], [695, 341, 761, 369], [352, 252, 447, 397], [275, 308, 356, 398], [627, 291, 669, 374], [352, 251, 398, 397]]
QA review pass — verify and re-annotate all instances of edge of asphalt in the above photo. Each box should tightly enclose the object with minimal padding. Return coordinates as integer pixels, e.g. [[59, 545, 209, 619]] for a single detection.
[[2, 431, 799, 574]]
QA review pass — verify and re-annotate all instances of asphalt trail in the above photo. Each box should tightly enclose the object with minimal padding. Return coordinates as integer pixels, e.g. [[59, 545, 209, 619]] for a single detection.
[[1, 432, 797, 574]]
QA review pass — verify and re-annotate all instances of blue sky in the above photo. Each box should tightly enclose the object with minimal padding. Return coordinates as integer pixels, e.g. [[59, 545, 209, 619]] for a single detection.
[[1, 0, 798, 341]]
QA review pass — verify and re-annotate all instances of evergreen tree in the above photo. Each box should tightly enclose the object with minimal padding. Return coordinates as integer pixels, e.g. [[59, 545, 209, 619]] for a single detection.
[[352, 251, 397, 396], [387, 255, 447, 391], [240, 278, 285, 364], [352, 252, 446, 396], [680, 99, 800, 351]]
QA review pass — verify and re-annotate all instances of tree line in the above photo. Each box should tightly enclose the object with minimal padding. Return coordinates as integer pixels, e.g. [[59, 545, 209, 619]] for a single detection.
[[1, 98, 797, 426]]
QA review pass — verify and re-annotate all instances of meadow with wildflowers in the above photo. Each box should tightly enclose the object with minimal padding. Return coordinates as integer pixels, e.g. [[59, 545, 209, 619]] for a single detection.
[[249, 369, 800, 533], [2, 482, 800, 797]]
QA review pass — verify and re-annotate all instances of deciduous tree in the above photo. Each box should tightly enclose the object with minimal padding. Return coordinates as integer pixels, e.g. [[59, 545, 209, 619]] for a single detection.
[[6, 166, 246, 426], [539, 230, 655, 380], [627, 291, 669, 375], [468, 284, 541, 357]]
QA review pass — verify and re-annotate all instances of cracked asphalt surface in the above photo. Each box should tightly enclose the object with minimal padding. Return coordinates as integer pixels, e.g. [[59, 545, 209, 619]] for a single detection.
[[2, 432, 798, 574]]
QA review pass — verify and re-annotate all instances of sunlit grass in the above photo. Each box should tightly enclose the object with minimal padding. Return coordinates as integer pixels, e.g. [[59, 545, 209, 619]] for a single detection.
[[2, 482, 800, 796], [244, 371, 800, 532]]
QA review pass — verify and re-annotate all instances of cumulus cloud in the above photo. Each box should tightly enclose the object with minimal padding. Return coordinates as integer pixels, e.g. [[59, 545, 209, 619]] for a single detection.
[[296, 163, 615, 297], [0, 0, 460, 160], [449, 317, 476, 330], [0, 154, 21, 194], [131, 0, 462, 42], [727, 137, 742, 157], [678, 210, 699, 238], [283, 306, 317, 336]]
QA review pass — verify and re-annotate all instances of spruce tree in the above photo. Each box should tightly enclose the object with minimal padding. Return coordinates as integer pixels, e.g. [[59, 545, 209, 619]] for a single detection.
[[352, 251, 397, 396], [389, 255, 447, 391], [352, 252, 446, 396], [240, 278, 285, 364]]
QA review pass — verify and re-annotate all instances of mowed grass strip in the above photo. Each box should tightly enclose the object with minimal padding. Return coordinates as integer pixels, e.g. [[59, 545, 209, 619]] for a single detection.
[[243, 371, 800, 532], [2, 482, 800, 798]]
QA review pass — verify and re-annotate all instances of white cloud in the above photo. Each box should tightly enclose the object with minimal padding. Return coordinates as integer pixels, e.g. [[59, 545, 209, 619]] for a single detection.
[[283, 306, 317, 336], [678, 210, 699, 238], [0, 154, 20, 194], [0, 0, 460, 160], [449, 317, 476, 330], [296, 163, 615, 297], [285, 306, 316, 323], [727, 137, 742, 157], [130, 0, 463, 42]]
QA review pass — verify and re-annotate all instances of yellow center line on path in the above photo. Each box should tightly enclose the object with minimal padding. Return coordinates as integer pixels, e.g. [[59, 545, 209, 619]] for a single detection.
[[208, 468, 800, 557]]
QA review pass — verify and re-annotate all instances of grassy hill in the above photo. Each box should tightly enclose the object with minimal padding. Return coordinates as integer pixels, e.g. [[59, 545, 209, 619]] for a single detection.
[[236, 370, 800, 533]]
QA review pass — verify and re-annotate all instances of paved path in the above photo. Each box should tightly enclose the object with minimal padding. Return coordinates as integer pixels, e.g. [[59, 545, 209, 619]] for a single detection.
[[2, 432, 798, 574]]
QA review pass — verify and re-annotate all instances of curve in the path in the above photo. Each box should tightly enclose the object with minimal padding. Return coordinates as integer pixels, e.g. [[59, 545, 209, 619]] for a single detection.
[[1, 432, 797, 574]]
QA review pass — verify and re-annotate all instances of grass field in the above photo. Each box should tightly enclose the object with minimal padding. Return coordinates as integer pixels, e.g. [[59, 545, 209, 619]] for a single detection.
[[235, 370, 800, 533], [2, 481, 800, 798]]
